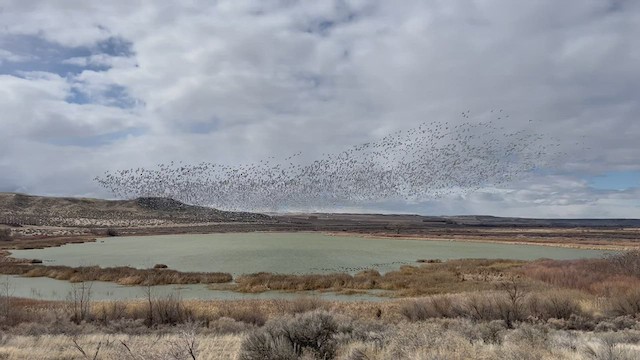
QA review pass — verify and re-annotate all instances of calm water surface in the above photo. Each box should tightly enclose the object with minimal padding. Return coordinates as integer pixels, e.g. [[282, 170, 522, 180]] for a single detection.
[[11, 232, 609, 275], [5, 275, 381, 302]]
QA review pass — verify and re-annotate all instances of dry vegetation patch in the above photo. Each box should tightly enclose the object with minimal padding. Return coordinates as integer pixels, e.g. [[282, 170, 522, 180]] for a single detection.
[[0, 263, 232, 286], [519, 251, 640, 297], [234, 259, 526, 296]]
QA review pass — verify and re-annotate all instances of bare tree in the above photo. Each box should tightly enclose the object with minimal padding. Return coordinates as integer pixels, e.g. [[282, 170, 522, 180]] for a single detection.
[[69, 279, 94, 324], [143, 271, 156, 327], [497, 276, 528, 327], [0, 275, 14, 323]]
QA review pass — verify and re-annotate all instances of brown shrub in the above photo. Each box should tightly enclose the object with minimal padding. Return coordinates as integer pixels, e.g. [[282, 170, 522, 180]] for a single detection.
[[218, 303, 267, 326], [463, 293, 501, 321], [0, 228, 11, 241], [520, 253, 640, 296], [275, 297, 326, 315], [399, 295, 460, 321], [153, 293, 192, 325], [607, 289, 640, 317], [607, 250, 640, 277], [527, 291, 585, 321]]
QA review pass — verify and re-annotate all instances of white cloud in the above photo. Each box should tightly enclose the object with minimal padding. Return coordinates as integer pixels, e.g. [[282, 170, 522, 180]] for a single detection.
[[0, 0, 639, 217]]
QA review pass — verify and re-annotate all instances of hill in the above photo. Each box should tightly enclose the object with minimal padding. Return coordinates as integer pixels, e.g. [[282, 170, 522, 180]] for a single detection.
[[0, 192, 269, 228]]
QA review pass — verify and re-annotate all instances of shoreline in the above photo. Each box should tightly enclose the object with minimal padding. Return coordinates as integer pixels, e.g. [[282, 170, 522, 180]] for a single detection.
[[324, 231, 636, 251]]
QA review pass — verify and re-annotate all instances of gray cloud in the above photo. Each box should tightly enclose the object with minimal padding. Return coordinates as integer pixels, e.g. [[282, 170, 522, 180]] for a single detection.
[[0, 0, 638, 217]]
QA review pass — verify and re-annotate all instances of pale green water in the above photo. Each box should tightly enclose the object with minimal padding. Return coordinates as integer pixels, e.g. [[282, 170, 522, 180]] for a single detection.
[[11, 232, 609, 275], [5, 275, 381, 302]]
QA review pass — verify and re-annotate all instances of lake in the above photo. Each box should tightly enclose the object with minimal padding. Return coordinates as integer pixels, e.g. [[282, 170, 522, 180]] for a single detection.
[[11, 232, 609, 275], [7, 232, 610, 301]]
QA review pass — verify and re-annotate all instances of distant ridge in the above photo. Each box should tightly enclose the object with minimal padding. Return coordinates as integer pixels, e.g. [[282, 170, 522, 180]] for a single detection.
[[0, 192, 269, 227], [442, 215, 640, 228], [1, 193, 639, 229], [280, 212, 640, 228]]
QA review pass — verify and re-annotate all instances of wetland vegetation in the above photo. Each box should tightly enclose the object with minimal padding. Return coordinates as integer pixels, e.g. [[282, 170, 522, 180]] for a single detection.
[[2, 250, 640, 359]]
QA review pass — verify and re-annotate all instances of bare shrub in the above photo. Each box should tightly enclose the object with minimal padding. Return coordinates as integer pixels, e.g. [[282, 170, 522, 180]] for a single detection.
[[0, 228, 11, 241], [607, 289, 640, 317], [275, 296, 325, 315], [399, 295, 456, 321], [208, 317, 254, 334], [240, 310, 340, 360], [462, 293, 499, 321], [69, 281, 93, 324], [607, 250, 640, 277], [95, 300, 128, 324], [594, 316, 638, 332], [217, 302, 267, 326], [104, 318, 148, 335], [381, 322, 478, 359], [106, 228, 119, 236], [0, 276, 13, 324], [527, 291, 583, 321], [497, 278, 528, 326], [399, 299, 434, 321], [475, 320, 508, 344], [153, 293, 191, 326], [239, 331, 298, 360], [504, 323, 549, 348], [582, 336, 640, 360]]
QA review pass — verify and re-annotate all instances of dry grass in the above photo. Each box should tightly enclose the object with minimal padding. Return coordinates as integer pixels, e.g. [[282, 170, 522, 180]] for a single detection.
[[338, 320, 640, 360], [0, 263, 232, 285], [0, 333, 243, 360], [519, 251, 640, 296], [1, 320, 639, 360], [235, 259, 525, 296]]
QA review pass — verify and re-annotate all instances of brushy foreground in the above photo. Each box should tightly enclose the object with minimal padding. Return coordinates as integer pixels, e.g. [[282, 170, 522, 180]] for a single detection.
[[1, 312, 640, 359], [2, 252, 640, 359]]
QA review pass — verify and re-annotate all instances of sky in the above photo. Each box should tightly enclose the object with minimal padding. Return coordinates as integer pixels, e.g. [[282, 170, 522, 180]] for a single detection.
[[0, 0, 639, 218]]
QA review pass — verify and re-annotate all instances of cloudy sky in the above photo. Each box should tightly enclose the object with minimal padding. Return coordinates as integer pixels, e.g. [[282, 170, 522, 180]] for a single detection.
[[1, 0, 639, 218]]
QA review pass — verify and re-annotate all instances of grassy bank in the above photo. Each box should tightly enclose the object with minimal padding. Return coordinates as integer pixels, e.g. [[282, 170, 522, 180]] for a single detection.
[[0, 263, 232, 286]]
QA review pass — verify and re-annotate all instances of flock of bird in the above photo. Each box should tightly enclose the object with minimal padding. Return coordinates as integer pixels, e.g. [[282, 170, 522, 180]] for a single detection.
[[95, 113, 568, 212]]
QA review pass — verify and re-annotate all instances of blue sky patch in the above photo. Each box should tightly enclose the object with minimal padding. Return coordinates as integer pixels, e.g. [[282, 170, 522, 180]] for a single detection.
[[67, 84, 137, 108], [589, 171, 640, 190], [0, 34, 133, 76]]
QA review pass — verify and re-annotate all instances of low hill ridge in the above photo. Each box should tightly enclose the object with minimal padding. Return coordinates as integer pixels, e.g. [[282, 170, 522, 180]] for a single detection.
[[0, 192, 269, 227]]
